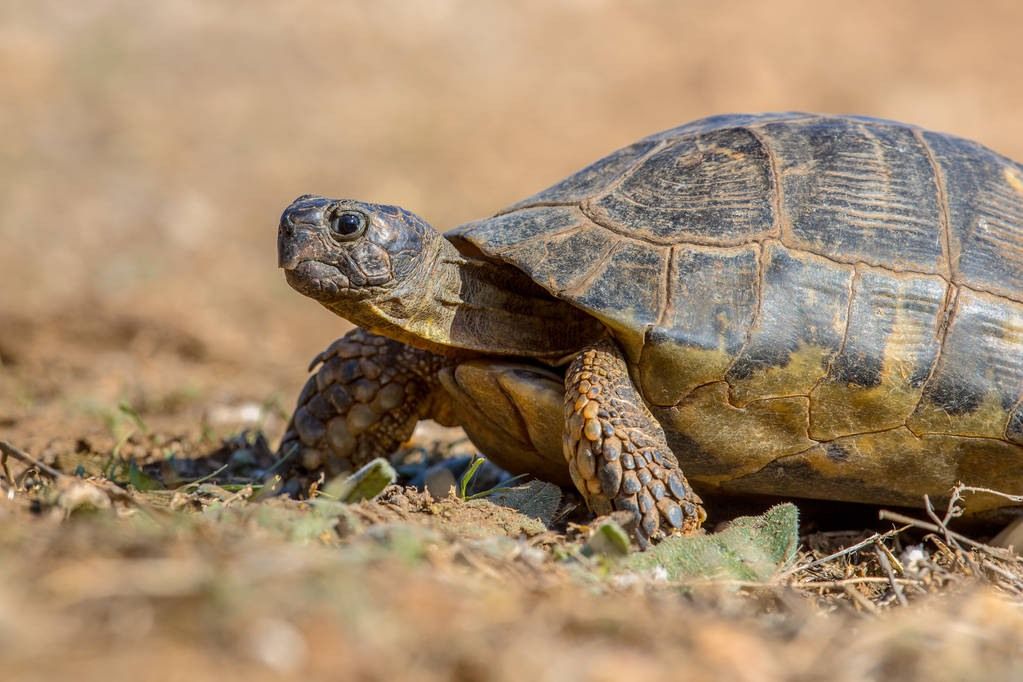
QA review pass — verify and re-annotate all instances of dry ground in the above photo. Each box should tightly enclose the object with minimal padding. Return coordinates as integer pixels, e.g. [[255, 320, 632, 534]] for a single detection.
[[4, 1, 1023, 680]]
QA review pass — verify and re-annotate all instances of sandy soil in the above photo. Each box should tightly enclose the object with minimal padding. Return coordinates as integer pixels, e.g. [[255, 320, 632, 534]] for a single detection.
[[4, 1, 1023, 679]]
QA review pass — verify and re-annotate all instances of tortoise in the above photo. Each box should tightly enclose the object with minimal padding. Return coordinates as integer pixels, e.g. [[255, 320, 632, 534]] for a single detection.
[[276, 112, 1023, 546]]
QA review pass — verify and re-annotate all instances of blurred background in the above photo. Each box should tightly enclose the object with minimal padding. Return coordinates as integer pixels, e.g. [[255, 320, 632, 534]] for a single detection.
[[2, 0, 1022, 444]]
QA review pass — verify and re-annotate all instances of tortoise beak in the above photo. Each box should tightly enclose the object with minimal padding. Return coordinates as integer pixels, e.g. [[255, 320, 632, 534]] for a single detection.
[[278, 251, 300, 271]]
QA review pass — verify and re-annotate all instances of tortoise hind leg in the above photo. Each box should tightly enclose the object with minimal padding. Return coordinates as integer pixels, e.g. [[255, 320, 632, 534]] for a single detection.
[[278, 328, 454, 478], [565, 338, 706, 547]]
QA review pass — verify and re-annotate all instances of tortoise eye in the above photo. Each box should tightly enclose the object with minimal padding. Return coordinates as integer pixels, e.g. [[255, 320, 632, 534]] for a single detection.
[[329, 210, 367, 240]]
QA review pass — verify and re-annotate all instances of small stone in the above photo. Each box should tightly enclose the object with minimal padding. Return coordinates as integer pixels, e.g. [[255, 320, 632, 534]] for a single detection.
[[59, 481, 114, 515], [424, 465, 457, 499], [245, 614, 311, 669]]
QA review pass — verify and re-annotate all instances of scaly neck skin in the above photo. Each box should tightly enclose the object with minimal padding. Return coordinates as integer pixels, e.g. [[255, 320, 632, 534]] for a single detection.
[[325, 238, 601, 360]]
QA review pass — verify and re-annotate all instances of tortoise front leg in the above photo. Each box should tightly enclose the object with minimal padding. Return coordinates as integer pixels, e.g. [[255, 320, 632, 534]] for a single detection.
[[278, 328, 454, 478], [565, 338, 706, 547]]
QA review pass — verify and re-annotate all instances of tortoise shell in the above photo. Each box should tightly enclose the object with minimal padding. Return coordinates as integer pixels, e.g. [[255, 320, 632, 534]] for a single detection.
[[449, 113, 1023, 510]]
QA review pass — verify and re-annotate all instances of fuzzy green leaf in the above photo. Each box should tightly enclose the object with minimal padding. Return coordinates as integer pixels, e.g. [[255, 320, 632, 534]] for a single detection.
[[325, 457, 397, 503], [624, 503, 800, 582]]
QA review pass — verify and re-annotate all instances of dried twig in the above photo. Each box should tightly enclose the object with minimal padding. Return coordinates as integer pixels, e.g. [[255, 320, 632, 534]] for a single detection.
[[0, 439, 147, 510], [796, 576, 920, 589], [777, 525, 909, 579], [874, 543, 908, 606], [922, 494, 983, 576], [951, 484, 1023, 507], [0, 440, 66, 481], [879, 509, 1019, 561], [842, 583, 881, 615], [925, 494, 954, 544]]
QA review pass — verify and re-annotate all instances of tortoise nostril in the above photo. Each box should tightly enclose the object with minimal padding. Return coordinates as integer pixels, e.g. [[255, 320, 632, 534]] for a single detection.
[[279, 211, 297, 236]]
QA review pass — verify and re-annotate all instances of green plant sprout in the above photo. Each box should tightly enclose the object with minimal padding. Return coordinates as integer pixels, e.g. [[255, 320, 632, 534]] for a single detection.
[[458, 455, 528, 501]]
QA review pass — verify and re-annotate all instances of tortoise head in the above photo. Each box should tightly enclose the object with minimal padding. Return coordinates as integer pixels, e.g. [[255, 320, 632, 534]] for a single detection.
[[278, 194, 439, 304], [277, 194, 603, 357]]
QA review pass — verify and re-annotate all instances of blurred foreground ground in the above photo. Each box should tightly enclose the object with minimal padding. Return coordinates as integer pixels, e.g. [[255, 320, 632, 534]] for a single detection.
[[3, 1, 1023, 680]]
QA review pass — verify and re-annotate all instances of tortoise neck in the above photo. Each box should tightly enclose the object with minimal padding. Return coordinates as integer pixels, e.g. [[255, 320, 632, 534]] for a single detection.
[[328, 237, 601, 360]]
